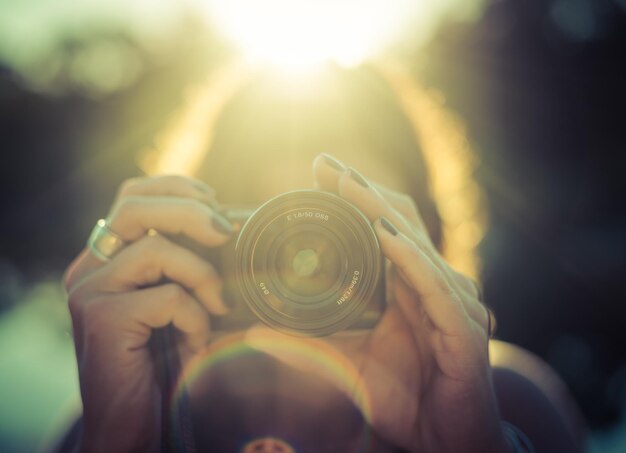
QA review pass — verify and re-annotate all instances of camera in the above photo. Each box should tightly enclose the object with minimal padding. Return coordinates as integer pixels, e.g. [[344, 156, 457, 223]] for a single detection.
[[204, 190, 386, 337]]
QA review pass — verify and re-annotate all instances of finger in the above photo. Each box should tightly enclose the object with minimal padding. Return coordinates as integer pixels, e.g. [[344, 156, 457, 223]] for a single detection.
[[78, 234, 228, 315], [314, 155, 487, 326], [115, 175, 216, 205], [312, 153, 347, 194], [66, 175, 220, 291], [374, 217, 473, 337], [64, 248, 103, 292], [373, 184, 425, 231], [87, 284, 210, 352], [315, 155, 445, 278], [338, 167, 421, 238], [107, 196, 233, 245], [65, 197, 233, 292], [313, 153, 426, 233], [337, 166, 485, 319]]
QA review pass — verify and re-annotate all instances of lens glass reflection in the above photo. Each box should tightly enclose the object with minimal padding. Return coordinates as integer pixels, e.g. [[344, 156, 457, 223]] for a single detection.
[[274, 230, 341, 299]]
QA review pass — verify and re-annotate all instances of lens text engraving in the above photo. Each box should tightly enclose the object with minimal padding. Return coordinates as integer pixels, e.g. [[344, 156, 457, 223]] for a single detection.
[[286, 211, 329, 222], [259, 282, 270, 295], [336, 271, 360, 305]]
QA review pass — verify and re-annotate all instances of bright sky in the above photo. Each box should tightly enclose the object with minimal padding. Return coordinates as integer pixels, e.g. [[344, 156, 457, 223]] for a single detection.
[[199, 0, 455, 68], [0, 0, 486, 89]]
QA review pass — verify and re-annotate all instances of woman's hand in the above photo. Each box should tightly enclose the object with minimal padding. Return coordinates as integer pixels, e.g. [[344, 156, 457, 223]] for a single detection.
[[312, 154, 509, 453], [63, 175, 233, 452], [65, 166, 511, 453]]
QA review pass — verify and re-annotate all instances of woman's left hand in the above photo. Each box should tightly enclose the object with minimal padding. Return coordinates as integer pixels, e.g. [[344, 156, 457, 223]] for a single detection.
[[245, 154, 509, 453]]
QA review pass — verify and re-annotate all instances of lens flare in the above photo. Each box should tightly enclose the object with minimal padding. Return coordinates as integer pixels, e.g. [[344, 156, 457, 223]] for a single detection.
[[197, 0, 417, 69], [171, 330, 374, 449]]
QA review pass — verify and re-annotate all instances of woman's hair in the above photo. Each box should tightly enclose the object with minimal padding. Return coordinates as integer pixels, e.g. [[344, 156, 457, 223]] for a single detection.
[[141, 60, 487, 278], [195, 64, 442, 247]]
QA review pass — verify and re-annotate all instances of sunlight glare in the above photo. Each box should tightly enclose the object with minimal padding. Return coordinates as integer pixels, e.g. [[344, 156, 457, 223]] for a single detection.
[[199, 0, 416, 69]]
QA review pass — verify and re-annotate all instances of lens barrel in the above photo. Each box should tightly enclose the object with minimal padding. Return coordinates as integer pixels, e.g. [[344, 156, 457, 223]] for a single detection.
[[235, 190, 382, 336]]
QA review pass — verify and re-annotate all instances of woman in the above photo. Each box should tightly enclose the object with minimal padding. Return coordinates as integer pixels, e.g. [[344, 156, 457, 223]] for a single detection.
[[62, 64, 582, 452]]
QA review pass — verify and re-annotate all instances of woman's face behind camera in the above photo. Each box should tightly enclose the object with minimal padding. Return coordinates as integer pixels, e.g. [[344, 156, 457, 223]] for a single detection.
[[195, 66, 424, 205], [186, 67, 424, 452], [187, 346, 399, 452]]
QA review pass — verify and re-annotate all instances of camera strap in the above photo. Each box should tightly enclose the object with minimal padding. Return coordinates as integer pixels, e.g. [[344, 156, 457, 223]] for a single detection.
[[152, 325, 198, 453]]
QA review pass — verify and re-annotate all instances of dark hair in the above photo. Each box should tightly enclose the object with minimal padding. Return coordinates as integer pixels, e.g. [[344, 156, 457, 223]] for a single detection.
[[197, 64, 442, 247]]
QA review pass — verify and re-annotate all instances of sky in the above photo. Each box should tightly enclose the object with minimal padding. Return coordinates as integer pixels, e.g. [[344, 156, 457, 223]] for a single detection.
[[0, 0, 487, 92]]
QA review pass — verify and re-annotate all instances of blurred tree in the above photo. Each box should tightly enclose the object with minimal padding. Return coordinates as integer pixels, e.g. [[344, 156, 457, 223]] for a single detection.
[[416, 0, 626, 427]]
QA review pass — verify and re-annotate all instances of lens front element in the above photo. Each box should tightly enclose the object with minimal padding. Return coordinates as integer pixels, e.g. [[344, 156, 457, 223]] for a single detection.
[[274, 229, 342, 299], [291, 248, 319, 278], [235, 190, 382, 336]]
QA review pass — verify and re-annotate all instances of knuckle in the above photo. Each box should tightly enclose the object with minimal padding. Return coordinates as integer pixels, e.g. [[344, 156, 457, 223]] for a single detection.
[[82, 296, 109, 319], [69, 291, 113, 326], [117, 177, 143, 198], [437, 275, 457, 299], [181, 198, 212, 219], [193, 261, 218, 286], [453, 270, 477, 294], [414, 230, 431, 248], [388, 192, 417, 216], [113, 196, 142, 218], [414, 236, 437, 264], [133, 235, 171, 281], [434, 273, 451, 294], [141, 232, 169, 251], [81, 297, 119, 338], [165, 283, 188, 305], [174, 200, 214, 232], [108, 196, 143, 232], [67, 288, 87, 319], [202, 267, 220, 289], [399, 193, 418, 211], [163, 174, 191, 188], [393, 194, 424, 230], [396, 242, 422, 270]]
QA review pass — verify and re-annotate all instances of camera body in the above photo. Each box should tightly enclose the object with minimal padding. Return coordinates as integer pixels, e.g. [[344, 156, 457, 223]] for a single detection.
[[204, 190, 386, 336]]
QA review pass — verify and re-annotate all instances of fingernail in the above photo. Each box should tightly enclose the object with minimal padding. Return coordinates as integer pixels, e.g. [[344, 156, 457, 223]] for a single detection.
[[212, 214, 233, 235], [347, 167, 370, 188], [321, 153, 346, 172], [380, 217, 399, 236]]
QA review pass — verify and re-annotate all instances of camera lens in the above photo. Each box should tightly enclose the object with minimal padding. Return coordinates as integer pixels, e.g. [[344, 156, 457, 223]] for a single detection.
[[272, 228, 343, 298], [235, 190, 382, 336]]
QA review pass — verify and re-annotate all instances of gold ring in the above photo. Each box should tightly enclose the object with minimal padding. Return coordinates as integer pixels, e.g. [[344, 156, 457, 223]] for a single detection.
[[87, 219, 125, 262]]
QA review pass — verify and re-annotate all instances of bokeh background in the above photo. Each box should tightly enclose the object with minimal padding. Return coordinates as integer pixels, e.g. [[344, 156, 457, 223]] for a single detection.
[[1, 0, 625, 451]]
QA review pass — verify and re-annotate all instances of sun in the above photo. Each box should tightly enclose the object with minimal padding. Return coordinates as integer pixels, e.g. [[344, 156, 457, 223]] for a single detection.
[[196, 0, 417, 70]]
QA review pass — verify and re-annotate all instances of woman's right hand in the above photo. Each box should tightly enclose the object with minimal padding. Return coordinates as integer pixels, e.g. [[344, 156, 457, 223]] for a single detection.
[[63, 175, 233, 453]]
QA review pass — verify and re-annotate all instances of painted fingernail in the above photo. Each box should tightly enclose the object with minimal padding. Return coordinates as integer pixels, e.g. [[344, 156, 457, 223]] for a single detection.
[[380, 217, 399, 236], [212, 214, 233, 235], [347, 167, 370, 188], [321, 153, 346, 172]]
